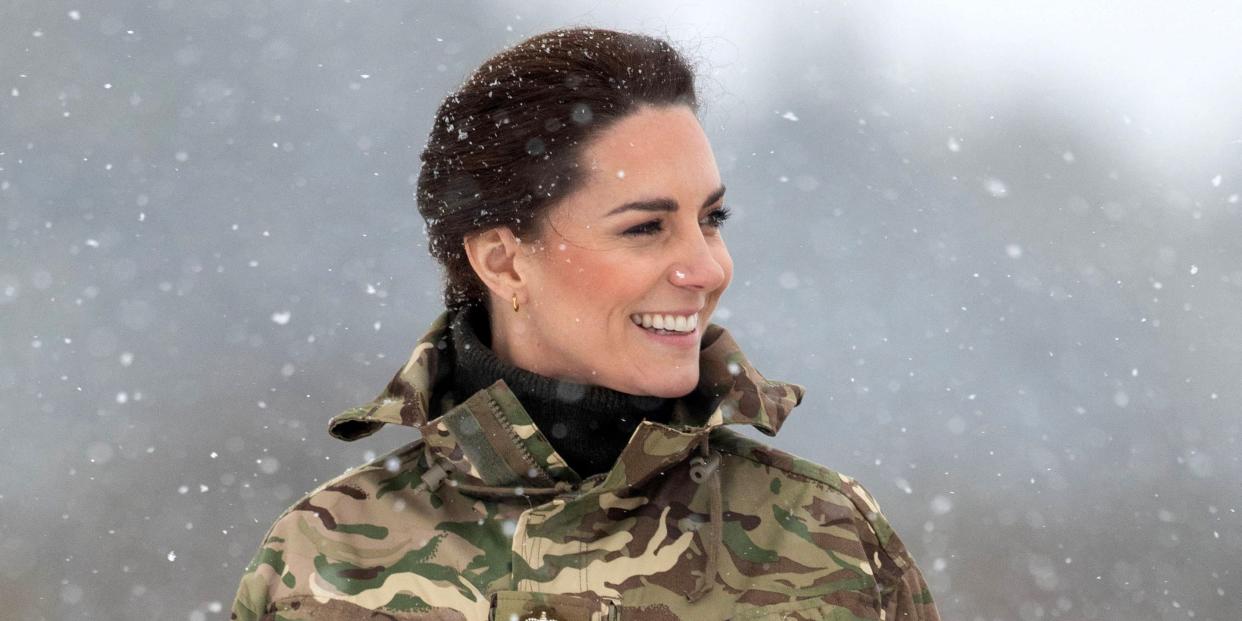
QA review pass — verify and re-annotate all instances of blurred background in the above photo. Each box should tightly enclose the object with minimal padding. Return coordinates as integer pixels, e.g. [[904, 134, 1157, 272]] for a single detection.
[[3, 1, 1240, 619]]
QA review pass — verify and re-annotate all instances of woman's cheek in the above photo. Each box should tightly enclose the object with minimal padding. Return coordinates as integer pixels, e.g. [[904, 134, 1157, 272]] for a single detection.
[[566, 252, 627, 291]]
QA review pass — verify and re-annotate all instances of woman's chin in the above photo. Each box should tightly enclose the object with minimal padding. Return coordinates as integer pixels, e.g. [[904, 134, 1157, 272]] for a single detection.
[[634, 371, 699, 399]]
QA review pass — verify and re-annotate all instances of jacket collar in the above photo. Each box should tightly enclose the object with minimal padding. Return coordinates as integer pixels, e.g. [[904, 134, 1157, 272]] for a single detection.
[[327, 310, 804, 491]]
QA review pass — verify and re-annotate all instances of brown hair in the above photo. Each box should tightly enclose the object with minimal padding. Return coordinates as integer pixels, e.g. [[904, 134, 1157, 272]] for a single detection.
[[416, 27, 700, 310]]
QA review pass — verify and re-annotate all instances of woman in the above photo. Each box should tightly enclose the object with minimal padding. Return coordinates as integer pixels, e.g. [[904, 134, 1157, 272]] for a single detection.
[[231, 27, 939, 621]]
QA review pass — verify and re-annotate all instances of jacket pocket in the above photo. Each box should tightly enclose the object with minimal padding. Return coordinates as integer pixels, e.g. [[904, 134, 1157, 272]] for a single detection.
[[488, 591, 618, 621], [730, 598, 867, 621], [263, 595, 471, 620]]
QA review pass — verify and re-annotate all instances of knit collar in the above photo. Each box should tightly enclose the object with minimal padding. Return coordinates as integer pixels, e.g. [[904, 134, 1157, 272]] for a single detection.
[[449, 306, 672, 427], [448, 306, 673, 478], [327, 309, 805, 490]]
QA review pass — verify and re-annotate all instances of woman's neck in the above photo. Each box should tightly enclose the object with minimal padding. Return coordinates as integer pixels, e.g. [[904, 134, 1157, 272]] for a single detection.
[[449, 305, 673, 477], [485, 299, 596, 386]]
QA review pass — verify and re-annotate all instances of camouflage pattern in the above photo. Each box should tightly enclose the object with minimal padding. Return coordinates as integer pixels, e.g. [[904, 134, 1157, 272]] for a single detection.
[[231, 311, 940, 620]]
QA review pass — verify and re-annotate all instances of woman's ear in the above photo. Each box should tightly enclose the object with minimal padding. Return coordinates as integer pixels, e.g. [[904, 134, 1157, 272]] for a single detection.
[[462, 226, 528, 301]]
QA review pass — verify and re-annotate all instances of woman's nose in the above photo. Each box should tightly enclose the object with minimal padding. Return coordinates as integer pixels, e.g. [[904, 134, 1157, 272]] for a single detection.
[[668, 233, 727, 291]]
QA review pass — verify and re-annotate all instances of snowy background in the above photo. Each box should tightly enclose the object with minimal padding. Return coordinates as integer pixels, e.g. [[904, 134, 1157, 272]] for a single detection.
[[3, 1, 1241, 619]]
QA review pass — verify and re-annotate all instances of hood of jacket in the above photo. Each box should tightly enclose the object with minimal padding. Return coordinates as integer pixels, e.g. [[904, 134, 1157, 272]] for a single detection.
[[325, 310, 805, 495]]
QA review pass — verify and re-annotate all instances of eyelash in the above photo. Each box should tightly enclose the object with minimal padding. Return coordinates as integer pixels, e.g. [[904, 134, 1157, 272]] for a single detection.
[[622, 206, 732, 237]]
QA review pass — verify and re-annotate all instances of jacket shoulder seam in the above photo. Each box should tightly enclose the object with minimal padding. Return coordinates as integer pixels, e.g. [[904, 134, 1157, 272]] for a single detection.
[[256, 438, 427, 542], [709, 429, 852, 495], [714, 444, 854, 499]]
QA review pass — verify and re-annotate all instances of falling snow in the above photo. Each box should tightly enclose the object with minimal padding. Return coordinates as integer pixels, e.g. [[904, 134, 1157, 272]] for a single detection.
[[5, 6, 1240, 621]]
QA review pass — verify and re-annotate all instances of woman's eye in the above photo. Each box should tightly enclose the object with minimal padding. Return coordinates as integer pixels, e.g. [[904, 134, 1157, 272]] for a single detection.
[[702, 205, 731, 229], [622, 219, 663, 236]]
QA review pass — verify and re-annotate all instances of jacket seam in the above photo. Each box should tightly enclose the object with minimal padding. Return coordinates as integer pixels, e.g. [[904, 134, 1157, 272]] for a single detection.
[[484, 394, 552, 483], [711, 441, 847, 496]]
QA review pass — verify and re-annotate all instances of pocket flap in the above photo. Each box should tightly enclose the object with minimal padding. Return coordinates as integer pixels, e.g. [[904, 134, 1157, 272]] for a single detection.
[[489, 591, 618, 621], [731, 597, 868, 621]]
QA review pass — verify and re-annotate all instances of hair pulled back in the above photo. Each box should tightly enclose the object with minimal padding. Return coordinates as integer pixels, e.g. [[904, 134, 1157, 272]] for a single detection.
[[416, 27, 699, 310]]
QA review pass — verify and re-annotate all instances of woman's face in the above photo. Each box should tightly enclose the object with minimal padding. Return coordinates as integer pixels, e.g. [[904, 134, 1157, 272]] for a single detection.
[[511, 104, 733, 397]]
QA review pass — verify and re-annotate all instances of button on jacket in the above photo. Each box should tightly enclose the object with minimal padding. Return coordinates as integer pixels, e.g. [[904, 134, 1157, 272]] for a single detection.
[[230, 311, 940, 620]]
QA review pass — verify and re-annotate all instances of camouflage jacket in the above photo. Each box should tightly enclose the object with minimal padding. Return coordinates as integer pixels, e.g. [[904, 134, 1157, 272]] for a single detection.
[[230, 311, 940, 621]]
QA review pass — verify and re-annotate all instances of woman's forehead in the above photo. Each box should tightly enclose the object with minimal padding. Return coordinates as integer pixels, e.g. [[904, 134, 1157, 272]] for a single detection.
[[570, 109, 720, 206], [582, 106, 710, 168]]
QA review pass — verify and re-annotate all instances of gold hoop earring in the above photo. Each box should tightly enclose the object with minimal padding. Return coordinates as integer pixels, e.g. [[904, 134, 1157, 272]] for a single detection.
[[511, 294, 519, 313]]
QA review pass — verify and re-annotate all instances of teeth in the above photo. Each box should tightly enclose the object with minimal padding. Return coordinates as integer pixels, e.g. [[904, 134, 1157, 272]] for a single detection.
[[629, 313, 699, 333]]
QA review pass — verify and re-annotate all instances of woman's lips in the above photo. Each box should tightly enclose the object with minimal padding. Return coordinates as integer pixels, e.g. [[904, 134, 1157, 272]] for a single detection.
[[631, 319, 699, 348], [629, 312, 699, 333]]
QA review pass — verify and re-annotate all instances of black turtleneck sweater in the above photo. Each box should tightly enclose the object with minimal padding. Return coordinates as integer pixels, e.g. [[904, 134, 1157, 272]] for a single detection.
[[448, 307, 674, 478]]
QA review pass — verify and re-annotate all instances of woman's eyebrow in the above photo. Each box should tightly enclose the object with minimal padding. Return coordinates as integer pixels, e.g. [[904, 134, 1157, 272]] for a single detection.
[[605, 184, 726, 217]]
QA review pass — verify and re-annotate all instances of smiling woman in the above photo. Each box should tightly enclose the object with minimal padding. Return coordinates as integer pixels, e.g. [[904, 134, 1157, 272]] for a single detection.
[[466, 105, 733, 397], [230, 27, 940, 621]]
